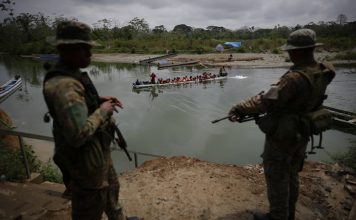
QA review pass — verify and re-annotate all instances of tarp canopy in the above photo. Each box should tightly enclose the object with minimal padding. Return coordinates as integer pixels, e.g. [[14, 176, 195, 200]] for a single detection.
[[224, 42, 241, 48]]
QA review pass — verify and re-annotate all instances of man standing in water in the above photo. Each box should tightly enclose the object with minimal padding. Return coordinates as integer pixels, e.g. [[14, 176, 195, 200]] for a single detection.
[[43, 20, 128, 220], [228, 29, 335, 220], [150, 72, 157, 84]]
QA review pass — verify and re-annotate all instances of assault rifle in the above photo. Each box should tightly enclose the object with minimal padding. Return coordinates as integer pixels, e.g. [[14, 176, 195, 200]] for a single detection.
[[211, 114, 264, 124], [113, 125, 132, 161]]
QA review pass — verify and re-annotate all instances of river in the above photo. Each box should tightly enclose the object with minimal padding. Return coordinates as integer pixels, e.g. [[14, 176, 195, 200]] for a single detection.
[[1, 56, 355, 171]]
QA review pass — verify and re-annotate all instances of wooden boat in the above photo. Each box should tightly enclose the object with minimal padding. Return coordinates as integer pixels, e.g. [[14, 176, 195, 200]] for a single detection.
[[139, 53, 177, 64], [157, 61, 199, 69], [0, 76, 22, 102], [133, 76, 227, 89], [324, 106, 356, 135]]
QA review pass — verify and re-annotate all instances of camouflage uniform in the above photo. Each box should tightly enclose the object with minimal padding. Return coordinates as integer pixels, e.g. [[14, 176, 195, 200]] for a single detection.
[[230, 29, 335, 220], [43, 21, 124, 220]]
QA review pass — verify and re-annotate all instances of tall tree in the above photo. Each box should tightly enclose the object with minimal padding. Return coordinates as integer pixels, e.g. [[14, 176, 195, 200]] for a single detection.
[[0, 0, 15, 16], [337, 14, 348, 25], [152, 25, 167, 34], [172, 24, 193, 35], [129, 17, 149, 33]]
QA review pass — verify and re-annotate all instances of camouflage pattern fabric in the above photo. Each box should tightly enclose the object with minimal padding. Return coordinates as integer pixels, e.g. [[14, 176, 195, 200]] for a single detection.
[[280, 28, 323, 51], [43, 62, 123, 220], [71, 163, 124, 220], [231, 62, 335, 220], [55, 20, 98, 46]]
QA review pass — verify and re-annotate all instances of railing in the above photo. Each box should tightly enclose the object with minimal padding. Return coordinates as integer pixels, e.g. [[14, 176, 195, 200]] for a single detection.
[[0, 128, 163, 179]]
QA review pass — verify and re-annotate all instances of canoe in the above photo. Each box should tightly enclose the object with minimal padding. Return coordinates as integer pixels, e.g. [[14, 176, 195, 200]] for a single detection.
[[139, 53, 177, 64], [133, 76, 227, 89], [0, 76, 22, 101], [324, 106, 356, 135]]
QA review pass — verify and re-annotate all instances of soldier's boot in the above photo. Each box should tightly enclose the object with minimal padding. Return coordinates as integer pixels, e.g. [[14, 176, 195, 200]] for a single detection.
[[253, 212, 272, 220], [106, 207, 124, 220]]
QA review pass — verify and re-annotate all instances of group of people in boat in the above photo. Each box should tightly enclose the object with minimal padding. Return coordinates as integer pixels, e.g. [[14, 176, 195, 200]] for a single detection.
[[134, 67, 228, 86]]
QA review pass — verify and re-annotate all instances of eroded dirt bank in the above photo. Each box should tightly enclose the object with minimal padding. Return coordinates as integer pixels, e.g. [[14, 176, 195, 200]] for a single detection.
[[120, 156, 355, 220], [92, 52, 355, 68], [2, 156, 354, 220]]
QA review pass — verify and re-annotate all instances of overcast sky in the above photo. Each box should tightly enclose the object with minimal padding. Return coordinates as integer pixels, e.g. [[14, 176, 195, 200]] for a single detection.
[[4, 0, 356, 30]]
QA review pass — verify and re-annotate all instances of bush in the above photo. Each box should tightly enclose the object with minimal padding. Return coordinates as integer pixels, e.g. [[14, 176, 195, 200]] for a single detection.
[[272, 48, 281, 54], [334, 51, 356, 60], [39, 160, 63, 183], [0, 141, 62, 183], [0, 144, 33, 181]]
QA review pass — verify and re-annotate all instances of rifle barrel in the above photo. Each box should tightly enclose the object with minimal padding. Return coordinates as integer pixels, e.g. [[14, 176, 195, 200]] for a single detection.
[[211, 115, 257, 124], [211, 116, 231, 124]]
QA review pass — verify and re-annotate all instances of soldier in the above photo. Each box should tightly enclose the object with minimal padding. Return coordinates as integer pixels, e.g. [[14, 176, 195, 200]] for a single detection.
[[43, 20, 128, 220], [228, 29, 335, 220]]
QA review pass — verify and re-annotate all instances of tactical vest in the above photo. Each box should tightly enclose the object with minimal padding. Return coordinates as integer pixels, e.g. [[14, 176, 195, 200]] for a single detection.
[[258, 63, 335, 142], [289, 62, 335, 113], [285, 63, 335, 153], [43, 68, 100, 118], [43, 66, 112, 188]]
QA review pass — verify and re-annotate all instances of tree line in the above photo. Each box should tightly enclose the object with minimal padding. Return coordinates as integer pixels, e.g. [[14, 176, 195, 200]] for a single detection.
[[0, 12, 355, 55]]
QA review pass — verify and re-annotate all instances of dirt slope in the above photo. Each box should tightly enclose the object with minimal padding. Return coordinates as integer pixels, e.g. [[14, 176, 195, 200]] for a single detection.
[[0, 156, 355, 220], [120, 156, 355, 220]]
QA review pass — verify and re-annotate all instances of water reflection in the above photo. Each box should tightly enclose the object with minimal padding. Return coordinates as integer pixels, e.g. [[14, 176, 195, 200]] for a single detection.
[[1, 56, 356, 167], [132, 87, 161, 101], [15, 81, 31, 103], [0, 56, 45, 86]]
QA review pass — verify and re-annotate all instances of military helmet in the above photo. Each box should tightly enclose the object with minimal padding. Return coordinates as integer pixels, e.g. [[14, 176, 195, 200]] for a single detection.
[[55, 20, 97, 46], [281, 29, 323, 51]]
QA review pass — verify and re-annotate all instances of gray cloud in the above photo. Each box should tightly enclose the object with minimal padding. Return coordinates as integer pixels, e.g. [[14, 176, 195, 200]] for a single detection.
[[3, 0, 356, 30]]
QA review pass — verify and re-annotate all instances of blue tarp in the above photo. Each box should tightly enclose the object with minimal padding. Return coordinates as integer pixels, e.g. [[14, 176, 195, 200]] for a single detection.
[[224, 42, 241, 48]]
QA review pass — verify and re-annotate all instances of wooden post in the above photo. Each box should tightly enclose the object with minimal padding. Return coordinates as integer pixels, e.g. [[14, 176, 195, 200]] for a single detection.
[[18, 136, 31, 179]]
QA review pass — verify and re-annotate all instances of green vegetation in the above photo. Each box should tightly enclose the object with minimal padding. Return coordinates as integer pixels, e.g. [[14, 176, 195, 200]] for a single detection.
[[0, 13, 356, 55], [335, 51, 356, 60], [0, 141, 62, 183], [332, 141, 356, 171]]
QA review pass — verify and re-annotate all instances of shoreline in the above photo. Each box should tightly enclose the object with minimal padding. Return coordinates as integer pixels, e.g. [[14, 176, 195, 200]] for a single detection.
[[92, 52, 356, 68], [16, 51, 356, 165]]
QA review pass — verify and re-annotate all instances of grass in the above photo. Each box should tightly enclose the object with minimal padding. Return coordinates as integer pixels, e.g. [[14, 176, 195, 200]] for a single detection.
[[334, 51, 356, 60], [0, 141, 62, 183]]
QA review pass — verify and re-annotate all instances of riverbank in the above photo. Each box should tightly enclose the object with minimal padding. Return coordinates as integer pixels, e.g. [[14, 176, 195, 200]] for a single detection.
[[0, 156, 355, 220], [92, 52, 356, 68]]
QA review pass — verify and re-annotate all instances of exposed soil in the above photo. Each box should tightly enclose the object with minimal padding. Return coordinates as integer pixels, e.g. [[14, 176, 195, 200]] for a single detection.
[[1, 156, 355, 220], [92, 52, 355, 68], [120, 156, 355, 220]]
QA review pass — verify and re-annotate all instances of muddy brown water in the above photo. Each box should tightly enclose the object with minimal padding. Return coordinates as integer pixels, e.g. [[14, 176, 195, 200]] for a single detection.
[[1, 56, 355, 172]]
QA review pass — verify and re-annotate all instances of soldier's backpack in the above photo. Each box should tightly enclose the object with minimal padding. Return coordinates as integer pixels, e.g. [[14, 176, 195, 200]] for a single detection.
[[294, 63, 335, 153]]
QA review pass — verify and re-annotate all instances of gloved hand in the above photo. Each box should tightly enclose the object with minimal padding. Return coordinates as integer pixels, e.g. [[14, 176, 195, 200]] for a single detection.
[[228, 105, 245, 122]]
